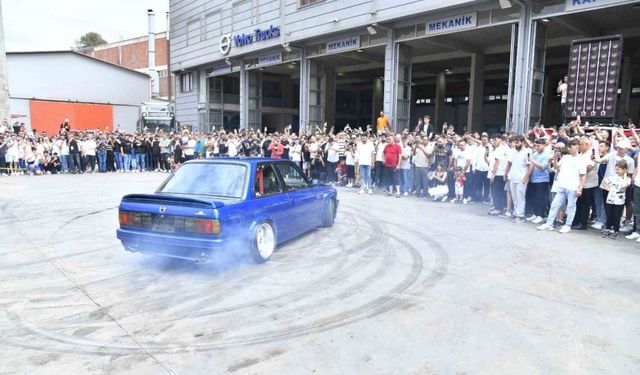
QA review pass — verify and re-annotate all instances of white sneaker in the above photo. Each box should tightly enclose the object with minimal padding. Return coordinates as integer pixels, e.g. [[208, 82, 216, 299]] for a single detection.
[[537, 223, 554, 231], [463, 198, 468, 205], [358, 189, 364, 194], [620, 225, 633, 233], [450, 198, 457, 203], [626, 232, 640, 240], [346, 183, 353, 188], [441, 196, 448, 202], [591, 222, 604, 230], [636, 237, 640, 243], [526, 215, 537, 221], [368, 189, 373, 195], [531, 216, 544, 224], [403, 192, 408, 197], [559, 225, 572, 234]]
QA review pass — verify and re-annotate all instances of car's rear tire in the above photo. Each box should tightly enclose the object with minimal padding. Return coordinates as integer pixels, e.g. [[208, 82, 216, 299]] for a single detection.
[[251, 221, 276, 263], [321, 199, 335, 228]]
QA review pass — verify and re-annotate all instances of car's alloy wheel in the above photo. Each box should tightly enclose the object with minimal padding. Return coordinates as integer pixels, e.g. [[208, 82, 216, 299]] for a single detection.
[[253, 222, 275, 262]]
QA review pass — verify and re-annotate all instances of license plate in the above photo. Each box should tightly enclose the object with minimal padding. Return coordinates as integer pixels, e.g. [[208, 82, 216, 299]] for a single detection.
[[153, 216, 175, 233]]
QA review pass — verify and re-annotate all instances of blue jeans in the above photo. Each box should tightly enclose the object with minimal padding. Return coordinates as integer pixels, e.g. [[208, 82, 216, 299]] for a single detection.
[[136, 153, 145, 171], [97, 151, 107, 172], [114, 152, 122, 170], [400, 169, 411, 193], [123, 153, 132, 171], [546, 187, 577, 226], [60, 155, 69, 172], [594, 187, 607, 224], [359, 165, 372, 190]]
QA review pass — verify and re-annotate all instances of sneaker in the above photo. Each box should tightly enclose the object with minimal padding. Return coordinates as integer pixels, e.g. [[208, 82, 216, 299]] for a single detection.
[[609, 231, 620, 240], [395, 193, 401, 198], [526, 215, 537, 222], [368, 189, 373, 195], [441, 196, 448, 202], [358, 189, 365, 194], [626, 232, 640, 240], [559, 225, 572, 234], [499, 212, 514, 219], [403, 192, 408, 197], [537, 223, 554, 231], [450, 198, 457, 203], [620, 225, 633, 233], [601, 229, 611, 238], [463, 198, 468, 205], [514, 217, 525, 223], [636, 236, 640, 243], [591, 221, 604, 230], [488, 209, 501, 215], [531, 216, 544, 224]]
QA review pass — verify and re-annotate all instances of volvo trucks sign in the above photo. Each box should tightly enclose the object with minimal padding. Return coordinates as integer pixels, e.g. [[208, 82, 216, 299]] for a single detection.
[[219, 25, 280, 55], [425, 12, 478, 36]]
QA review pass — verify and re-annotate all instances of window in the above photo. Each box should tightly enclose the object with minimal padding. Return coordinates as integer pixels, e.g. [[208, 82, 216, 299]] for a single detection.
[[275, 163, 309, 191], [186, 20, 201, 46], [254, 164, 283, 197], [159, 163, 246, 199], [158, 69, 168, 78], [299, 0, 325, 7], [181, 73, 193, 92]]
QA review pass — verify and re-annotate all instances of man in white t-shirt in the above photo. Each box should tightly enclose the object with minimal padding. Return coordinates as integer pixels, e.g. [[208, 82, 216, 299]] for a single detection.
[[504, 135, 531, 222], [538, 139, 586, 234], [356, 134, 375, 194], [488, 134, 510, 215], [473, 135, 492, 203], [557, 75, 568, 123], [452, 139, 473, 203]]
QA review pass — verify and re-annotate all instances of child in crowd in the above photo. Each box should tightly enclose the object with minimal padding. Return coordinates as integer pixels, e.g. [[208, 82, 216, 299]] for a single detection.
[[601, 160, 631, 239], [335, 159, 348, 186], [454, 166, 466, 203], [428, 164, 449, 202]]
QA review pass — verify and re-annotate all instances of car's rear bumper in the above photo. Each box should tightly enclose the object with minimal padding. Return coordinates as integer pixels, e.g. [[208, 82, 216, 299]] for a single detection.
[[117, 228, 225, 262]]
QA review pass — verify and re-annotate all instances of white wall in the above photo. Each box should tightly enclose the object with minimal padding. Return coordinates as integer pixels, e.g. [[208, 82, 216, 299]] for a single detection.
[[113, 105, 140, 133], [6, 52, 150, 106]]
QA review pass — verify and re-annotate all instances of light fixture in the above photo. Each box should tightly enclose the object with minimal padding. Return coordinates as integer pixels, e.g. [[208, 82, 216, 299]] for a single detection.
[[379, 76, 384, 79], [498, 0, 512, 9], [356, 49, 364, 53], [367, 25, 377, 35], [259, 67, 265, 71], [444, 68, 452, 74], [541, 18, 550, 23], [337, 72, 344, 76], [291, 61, 297, 65], [332, 17, 340, 23], [225, 58, 232, 66], [282, 42, 292, 52]]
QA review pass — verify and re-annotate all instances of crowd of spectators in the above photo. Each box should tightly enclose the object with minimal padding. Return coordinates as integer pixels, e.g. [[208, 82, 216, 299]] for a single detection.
[[0, 115, 637, 240]]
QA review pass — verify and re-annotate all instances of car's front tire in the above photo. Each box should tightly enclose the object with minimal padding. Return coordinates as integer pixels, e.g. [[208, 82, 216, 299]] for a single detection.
[[321, 199, 336, 228], [251, 221, 276, 263]]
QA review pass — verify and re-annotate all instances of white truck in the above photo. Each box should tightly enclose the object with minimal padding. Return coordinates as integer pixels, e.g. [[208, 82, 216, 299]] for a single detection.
[[139, 101, 179, 134]]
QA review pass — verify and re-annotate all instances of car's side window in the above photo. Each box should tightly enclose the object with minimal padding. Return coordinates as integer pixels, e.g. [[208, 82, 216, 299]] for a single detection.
[[254, 164, 284, 198], [275, 163, 310, 192]]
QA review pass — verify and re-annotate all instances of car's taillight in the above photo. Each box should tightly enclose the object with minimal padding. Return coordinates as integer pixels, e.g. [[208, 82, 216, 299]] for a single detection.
[[185, 218, 221, 235], [119, 211, 151, 227]]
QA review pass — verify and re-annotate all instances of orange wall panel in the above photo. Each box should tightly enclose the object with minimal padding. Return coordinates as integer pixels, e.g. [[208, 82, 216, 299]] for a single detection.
[[30, 101, 113, 135]]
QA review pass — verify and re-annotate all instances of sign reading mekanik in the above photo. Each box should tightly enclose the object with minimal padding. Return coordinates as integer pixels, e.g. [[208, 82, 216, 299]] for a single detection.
[[326, 36, 361, 53], [425, 12, 478, 36]]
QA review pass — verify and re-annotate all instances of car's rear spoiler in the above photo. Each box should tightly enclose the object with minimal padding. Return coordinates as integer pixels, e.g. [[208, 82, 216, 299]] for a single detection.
[[121, 194, 225, 209]]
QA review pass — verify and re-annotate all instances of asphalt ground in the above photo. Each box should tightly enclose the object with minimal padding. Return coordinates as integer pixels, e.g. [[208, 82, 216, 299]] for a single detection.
[[1, 172, 639, 375]]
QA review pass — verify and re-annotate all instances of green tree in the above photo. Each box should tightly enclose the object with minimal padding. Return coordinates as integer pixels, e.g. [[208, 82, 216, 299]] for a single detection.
[[76, 32, 107, 48]]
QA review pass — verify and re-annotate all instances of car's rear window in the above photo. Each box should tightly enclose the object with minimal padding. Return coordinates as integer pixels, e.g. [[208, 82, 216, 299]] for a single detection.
[[158, 163, 246, 199]]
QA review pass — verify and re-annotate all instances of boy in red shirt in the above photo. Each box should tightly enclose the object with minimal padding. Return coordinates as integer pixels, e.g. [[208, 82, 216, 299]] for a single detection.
[[268, 139, 284, 158], [383, 134, 402, 197]]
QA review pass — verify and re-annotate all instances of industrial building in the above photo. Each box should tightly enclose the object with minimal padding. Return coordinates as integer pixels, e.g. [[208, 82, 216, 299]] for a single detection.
[[169, 0, 640, 134], [6, 51, 150, 134]]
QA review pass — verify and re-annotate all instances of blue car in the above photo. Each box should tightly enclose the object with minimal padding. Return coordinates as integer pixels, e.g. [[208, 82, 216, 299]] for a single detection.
[[116, 158, 338, 263]]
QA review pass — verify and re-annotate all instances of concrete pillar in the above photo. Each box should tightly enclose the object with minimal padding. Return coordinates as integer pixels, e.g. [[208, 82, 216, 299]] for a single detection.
[[382, 30, 396, 123], [299, 51, 309, 133], [619, 54, 632, 120], [467, 53, 485, 133], [372, 78, 383, 128], [510, 0, 534, 133], [240, 64, 248, 130], [197, 70, 208, 132], [0, 0, 8, 123], [434, 72, 446, 132]]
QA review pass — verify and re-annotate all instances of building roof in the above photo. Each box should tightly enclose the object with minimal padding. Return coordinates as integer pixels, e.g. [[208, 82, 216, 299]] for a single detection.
[[6, 50, 151, 78]]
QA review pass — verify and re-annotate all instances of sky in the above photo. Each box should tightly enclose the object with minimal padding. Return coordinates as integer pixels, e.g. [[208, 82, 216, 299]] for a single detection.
[[2, 0, 169, 51]]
